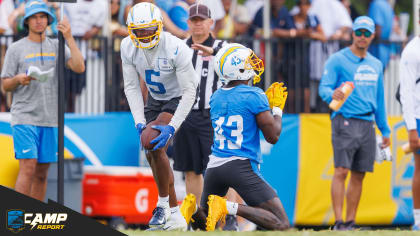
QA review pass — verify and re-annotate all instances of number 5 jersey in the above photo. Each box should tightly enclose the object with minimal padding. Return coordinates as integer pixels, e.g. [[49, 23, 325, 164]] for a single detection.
[[120, 31, 199, 130]]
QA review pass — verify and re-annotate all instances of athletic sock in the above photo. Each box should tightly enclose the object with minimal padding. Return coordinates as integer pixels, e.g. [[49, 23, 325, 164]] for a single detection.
[[226, 201, 238, 215], [414, 209, 420, 226], [170, 206, 180, 214], [157, 196, 170, 209]]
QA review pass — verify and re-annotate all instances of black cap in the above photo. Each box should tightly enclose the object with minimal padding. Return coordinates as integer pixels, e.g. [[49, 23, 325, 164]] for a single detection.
[[189, 3, 211, 19]]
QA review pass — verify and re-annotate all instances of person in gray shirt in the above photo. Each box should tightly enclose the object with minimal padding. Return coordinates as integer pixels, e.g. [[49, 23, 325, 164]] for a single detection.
[[0, 0, 84, 201]]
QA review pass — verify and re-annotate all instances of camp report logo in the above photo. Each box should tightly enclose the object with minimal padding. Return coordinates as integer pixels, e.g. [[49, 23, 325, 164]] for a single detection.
[[7, 209, 67, 233]]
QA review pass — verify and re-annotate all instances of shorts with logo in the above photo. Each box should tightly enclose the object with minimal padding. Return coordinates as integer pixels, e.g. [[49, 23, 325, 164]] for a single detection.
[[12, 125, 58, 163], [173, 110, 212, 174], [144, 95, 181, 124], [200, 159, 277, 208], [332, 115, 376, 172]]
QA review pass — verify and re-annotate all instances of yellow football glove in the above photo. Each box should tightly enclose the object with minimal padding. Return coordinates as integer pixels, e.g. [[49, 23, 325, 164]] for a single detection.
[[265, 82, 288, 110]]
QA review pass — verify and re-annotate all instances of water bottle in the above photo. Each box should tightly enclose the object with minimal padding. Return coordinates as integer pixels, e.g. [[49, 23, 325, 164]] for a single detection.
[[329, 82, 355, 111]]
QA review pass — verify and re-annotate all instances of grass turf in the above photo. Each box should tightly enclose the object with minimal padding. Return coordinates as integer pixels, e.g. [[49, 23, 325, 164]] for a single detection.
[[120, 229, 418, 236]]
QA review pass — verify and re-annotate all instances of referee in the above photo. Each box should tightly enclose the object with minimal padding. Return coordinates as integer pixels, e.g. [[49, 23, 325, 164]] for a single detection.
[[172, 1, 226, 218]]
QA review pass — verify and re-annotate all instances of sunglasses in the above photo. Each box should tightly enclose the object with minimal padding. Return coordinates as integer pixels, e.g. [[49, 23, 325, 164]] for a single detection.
[[355, 30, 372, 38]]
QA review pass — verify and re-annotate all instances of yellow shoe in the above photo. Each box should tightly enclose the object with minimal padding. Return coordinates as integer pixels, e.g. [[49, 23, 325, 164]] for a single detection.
[[206, 195, 228, 231], [180, 193, 196, 224]]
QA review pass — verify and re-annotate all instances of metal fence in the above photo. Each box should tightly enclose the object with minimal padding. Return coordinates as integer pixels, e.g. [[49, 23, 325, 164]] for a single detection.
[[0, 35, 404, 115]]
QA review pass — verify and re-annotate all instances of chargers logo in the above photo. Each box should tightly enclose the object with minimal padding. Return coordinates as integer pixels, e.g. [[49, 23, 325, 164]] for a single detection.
[[6, 210, 68, 233], [7, 210, 25, 233]]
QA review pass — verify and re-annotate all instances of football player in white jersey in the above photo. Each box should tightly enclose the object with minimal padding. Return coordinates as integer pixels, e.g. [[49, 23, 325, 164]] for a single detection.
[[120, 2, 199, 231], [399, 12, 420, 230]]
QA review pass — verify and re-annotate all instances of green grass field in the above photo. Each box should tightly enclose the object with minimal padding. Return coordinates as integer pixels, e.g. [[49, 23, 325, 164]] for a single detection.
[[120, 230, 418, 236]]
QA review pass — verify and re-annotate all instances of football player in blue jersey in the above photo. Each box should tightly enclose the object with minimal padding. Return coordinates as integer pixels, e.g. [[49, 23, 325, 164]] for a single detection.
[[180, 43, 290, 231]]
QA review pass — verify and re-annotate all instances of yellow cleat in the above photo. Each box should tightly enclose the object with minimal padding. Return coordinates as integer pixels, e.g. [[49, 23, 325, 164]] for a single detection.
[[180, 193, 197, 224], [206, 195, 228, 231]]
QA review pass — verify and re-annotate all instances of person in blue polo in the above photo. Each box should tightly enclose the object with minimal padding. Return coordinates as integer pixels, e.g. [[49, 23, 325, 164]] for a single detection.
[[319, 16, 391, 230], [1, 0, 84, 201]]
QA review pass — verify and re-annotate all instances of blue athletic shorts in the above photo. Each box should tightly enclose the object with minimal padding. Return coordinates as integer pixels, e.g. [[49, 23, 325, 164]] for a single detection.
[[12, 125, 58, 163]]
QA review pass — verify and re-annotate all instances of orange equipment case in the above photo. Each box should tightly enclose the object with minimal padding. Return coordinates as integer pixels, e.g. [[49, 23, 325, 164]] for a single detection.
[[82, 166, 158, 225]]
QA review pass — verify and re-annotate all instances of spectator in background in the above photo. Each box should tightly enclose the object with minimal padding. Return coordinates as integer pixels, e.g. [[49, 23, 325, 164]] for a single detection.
[[1, 0, 84, 201], [244, 0, 263, 23], [64, 0, 106, 112], [309, 0, 351, 40], [340, 0, 359, 21], [168, 0, 192, 31], [64, 0, 106, 40], [290, 0, 326, 113], [0, 0, 14, 35], [110, 0, 128, 38], [217, 0, 250, 39], [368, 0, 394, 70], [0, 0, 14, 112], [110, 0, 129, 110], [249, 0, 296, 111], [124, 0, 189, 39], [249, 0, 295, 38], [308, 0, 352, 113]]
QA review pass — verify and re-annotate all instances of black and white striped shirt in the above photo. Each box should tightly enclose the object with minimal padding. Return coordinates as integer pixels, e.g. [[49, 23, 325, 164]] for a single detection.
[[185, 35, 227, 110]]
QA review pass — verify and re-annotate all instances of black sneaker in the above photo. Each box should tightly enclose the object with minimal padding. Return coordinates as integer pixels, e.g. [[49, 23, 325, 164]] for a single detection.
[[148, 207, 168, 228], [332, 220, 345, 230], [223, 215, 239, 231]]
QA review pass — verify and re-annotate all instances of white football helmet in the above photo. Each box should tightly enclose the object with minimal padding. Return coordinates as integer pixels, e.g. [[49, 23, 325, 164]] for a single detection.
[[214, 43, 264, 84], [126, 2, 163, 49]]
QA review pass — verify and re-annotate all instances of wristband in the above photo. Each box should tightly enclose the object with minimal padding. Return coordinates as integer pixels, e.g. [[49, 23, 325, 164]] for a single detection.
[[272, 107, 283, 117]]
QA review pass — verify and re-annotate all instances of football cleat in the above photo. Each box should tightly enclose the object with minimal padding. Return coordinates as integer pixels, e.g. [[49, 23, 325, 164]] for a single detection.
[[162, 210, 188, 231], [206, 195, 228, 231], [148, 206, 169, 228], [180, 193, 197, 224]]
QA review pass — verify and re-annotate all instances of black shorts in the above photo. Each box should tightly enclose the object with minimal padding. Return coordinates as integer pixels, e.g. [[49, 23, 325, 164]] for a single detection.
[[172, 110, 213, 174], [144, 95, 181, 124], [200, 159, 277, 208], [332, 115, 376, 172]]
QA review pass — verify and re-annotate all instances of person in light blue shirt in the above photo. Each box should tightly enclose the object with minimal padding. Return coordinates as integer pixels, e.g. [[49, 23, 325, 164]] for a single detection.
[[319, 16, 391, 231], [368, 0, 394, 69]]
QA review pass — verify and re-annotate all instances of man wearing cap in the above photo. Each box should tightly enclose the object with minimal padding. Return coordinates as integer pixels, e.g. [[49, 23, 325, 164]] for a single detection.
[[319, 16, 390, 230], [174, 3, 236, 229], [1, 0, 84, 201]]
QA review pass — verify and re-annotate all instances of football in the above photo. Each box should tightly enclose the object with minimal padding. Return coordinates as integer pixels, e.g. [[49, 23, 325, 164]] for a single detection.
[[141, 112, 173, 150]]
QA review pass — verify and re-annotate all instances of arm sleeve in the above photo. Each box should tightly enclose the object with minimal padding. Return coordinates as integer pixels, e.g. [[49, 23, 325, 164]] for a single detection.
[[399, 50, 418, 130], [318, 56, 338, 104], [0, 45, 17, 78], [169, 43, 199, 131], [121, 48, 146, 125], [249, 90, 270, 115], [374, 68, 391, 137]]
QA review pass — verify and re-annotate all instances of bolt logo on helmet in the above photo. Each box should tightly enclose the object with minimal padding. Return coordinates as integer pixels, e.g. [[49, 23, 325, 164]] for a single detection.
[[126, 2, 163, 49], [214, 43, 264, 84]]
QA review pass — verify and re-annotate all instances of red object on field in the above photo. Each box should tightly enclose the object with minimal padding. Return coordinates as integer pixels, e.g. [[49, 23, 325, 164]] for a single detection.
[[82, 166, 158, 224]]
